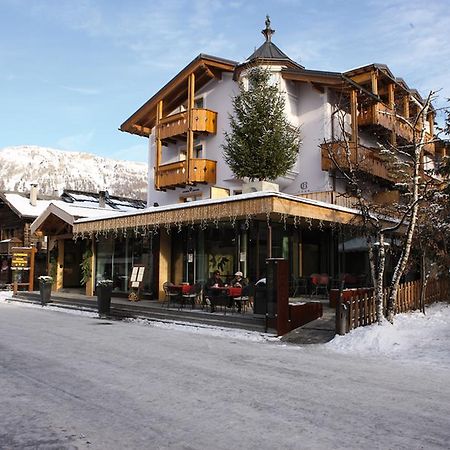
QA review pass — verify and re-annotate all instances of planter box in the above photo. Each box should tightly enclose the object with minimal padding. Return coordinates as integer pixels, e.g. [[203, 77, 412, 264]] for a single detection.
[[242, 180, 279, 194]]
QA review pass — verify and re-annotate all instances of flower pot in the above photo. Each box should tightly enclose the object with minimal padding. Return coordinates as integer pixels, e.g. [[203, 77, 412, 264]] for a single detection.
[[39, 281, 52, 306], [96, 283, 113, 315]]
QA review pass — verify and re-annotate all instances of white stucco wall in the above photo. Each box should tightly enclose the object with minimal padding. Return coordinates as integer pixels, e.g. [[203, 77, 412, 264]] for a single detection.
[[147, 73, 239, 206], [146, 65, 336, 206], [284, 82, 332, 195]]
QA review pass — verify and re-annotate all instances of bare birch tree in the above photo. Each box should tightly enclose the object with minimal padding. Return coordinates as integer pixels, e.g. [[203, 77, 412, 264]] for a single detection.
[[324, 91, 436, 323]]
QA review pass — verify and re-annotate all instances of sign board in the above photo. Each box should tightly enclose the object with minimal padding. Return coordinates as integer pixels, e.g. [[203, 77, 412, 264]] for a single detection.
[[11, 247, 36, 292], [129, 265, 145, 302]]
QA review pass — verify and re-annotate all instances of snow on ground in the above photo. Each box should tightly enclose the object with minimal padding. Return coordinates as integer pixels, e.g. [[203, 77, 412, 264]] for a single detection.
[[0, 291, 277, 343], [2, 291, 450, 364], [326, 303, 450, 369]]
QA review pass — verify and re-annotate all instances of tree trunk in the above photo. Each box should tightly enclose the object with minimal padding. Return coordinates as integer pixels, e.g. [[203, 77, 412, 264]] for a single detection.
[[369, 234, 385, 324]]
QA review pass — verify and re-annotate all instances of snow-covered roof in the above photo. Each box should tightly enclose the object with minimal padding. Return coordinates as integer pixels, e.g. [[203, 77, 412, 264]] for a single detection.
[[31, 201, 139, 234], [1, 193, 57, 218], [61, 190, 146, 211], [75, 190, 362, 225]]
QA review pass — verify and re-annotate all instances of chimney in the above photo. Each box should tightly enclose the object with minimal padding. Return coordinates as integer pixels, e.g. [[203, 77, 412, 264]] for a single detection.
[[30, 184, 38, 206], [99, 190, 106, 208]]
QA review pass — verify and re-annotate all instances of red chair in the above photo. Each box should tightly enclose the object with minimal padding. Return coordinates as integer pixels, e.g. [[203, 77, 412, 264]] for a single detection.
[[311, 273, 329, 296]]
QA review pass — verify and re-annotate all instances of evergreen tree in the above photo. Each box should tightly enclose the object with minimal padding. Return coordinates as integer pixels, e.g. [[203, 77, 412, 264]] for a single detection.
[[222, 67, 301, 181]]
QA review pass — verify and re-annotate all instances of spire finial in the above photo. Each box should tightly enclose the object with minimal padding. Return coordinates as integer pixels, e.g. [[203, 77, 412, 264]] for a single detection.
[[262, 15, 275, 42]]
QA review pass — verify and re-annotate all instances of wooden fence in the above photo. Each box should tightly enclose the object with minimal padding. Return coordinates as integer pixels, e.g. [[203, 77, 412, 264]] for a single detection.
[[336, 277, 450, 335]]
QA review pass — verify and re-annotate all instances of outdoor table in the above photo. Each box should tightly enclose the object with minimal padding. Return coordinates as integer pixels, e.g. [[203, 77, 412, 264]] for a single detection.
[[208, 286, 242, 313], [167, 284, 191, 308]]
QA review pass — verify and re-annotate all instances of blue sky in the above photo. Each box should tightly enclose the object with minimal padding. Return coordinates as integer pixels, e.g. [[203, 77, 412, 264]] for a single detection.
[[1, 0, 449, 162]]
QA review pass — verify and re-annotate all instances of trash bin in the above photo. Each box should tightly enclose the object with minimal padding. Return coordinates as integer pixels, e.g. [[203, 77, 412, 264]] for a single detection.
[[253, 285, 267, 316], [96, 280, 113, 315], [38, 276, 53, 306]]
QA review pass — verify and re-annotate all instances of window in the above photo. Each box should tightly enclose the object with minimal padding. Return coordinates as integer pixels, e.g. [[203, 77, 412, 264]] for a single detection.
[[194, 97, 204, 109], [194, 144, 203, 159]]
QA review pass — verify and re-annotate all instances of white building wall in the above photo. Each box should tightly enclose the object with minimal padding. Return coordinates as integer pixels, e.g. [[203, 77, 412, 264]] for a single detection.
[[146, 66, 336, 206], [284, 82, 332, 195], [147, 73, 239, 206]]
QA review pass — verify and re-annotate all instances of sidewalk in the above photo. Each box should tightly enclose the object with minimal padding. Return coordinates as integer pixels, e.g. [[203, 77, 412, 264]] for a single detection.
[[11, 290, 270, 333], [8, 290, 337, 343]]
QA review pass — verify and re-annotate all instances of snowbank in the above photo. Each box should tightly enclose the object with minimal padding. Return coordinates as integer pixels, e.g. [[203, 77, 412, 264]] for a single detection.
[[326, 303, 450, 368]]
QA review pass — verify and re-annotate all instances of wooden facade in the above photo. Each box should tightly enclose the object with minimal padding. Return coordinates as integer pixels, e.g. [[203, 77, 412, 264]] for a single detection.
[[0, 196, 44, 249]]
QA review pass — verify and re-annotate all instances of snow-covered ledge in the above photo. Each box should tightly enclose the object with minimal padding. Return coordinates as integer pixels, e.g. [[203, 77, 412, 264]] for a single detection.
[[242, 180, 280, 194]]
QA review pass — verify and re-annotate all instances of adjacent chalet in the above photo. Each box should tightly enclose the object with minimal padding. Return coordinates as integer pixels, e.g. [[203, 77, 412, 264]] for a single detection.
[[37, 19, 444, 301], [0, 189, 144, 291]]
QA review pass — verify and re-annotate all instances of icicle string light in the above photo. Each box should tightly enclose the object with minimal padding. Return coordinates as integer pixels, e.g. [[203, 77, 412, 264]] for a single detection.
[[73, 196, 358, 239]]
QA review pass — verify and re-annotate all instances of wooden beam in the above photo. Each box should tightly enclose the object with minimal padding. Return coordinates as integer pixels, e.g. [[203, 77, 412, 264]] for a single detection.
[[428, 112, 435, 136], [282, 71, 343, 86], [371, 70, 378, 96], [349, 72, 372, 85], [350, 90, 358, 144], [403, 95, 410, 119], [86, 239, 95, 296], [388, 83, 395, 110], [187, 73, 195, 184], [155, 100, 163, 190], [121, 56, 235, 133]]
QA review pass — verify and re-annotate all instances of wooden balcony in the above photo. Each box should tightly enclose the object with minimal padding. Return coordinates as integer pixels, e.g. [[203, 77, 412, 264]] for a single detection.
[[359, 103, 435, 154], [156, 158, 217, 189], [298, 191, 359, 209], [321, 141, 393, 182], [157, 108, 217, 140]]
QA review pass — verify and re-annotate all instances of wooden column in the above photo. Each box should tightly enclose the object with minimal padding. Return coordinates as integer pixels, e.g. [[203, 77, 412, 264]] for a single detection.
[[85, 239, 96, 296], [28, 247, 36, 292], [155, 100, 163, 190], [350, 90, 358, 144], [55, 239, 64, 292], [371, 70, 378, 96], [428, 112, 435, 137], [388, 84, 396, 146], [388, 83, 395, 109], [158, 232, 171, 301], [186, 73, 195, 184], [403, 95, 410, 119]]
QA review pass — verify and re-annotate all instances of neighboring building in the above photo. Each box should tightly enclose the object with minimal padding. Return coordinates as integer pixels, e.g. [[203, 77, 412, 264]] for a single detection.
[[0, 185, 57, 287], [62, 19, 441, 301], [31, 190, 146, 294]]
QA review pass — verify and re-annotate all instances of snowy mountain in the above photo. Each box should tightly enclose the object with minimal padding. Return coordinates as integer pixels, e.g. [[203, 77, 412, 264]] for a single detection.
[[0, 146, 148, 200]]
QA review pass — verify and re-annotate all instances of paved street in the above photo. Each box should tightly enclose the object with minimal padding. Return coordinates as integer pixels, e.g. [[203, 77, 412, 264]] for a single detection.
[[1, 301, 450, 450]]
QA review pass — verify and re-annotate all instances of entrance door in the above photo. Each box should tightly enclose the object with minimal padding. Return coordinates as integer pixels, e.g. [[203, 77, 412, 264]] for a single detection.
[[63, 240, 83, 288]]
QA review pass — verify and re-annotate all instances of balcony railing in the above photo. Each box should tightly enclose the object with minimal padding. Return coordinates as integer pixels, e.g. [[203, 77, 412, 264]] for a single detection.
[[298, 191, 359, 209], [359, 103, 435, 153], [157, 108, 217, 140], [156, 158, 217, 189], [321, 141, 393, 182]]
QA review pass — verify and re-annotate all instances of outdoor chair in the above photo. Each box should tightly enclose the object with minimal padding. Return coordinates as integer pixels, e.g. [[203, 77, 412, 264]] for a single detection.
[[162, 281, 171, 307], [181, 283, 202, 309], [310, 273, 329, 297], [232, 284, 252, 313], [165, 282, 183, 309]]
